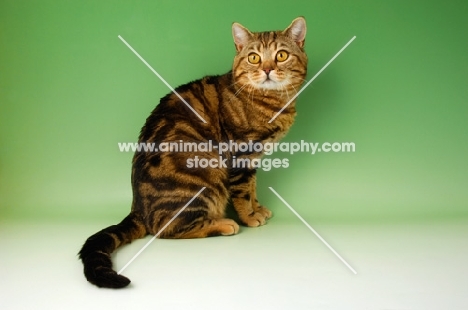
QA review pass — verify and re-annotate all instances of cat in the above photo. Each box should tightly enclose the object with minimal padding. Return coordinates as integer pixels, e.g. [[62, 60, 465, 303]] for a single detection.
[[79, 17, 307, 288]]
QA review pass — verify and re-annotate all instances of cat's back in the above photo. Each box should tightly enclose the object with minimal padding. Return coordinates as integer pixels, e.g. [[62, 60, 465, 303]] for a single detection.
[[138, 72, 235, 144]]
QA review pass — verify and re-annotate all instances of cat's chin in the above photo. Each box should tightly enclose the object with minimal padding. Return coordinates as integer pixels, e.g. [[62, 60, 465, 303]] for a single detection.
[[257, 80, 284, 91]]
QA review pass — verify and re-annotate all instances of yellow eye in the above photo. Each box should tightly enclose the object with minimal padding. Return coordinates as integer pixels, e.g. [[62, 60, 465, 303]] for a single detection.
[[248, 53, 261, 64], [276, 50, 289, 62]]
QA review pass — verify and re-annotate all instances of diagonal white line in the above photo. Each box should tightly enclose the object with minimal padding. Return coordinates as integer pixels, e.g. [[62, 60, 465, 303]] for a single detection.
[[117, 187, 206, 275], [118, 35, 207, 124], [269, 187, 357, 274], [268, 36, 356, 123]]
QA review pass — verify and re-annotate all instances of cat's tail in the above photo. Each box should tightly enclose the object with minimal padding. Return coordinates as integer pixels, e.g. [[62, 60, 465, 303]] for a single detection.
[[78, 212, 147, 288]]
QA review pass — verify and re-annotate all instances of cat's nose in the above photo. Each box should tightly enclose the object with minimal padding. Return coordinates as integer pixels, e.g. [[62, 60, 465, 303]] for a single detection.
[[263, 68, 272, 75]]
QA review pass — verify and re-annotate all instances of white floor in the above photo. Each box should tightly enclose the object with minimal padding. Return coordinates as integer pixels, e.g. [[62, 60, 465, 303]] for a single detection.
[[1, 218, 467, 309]]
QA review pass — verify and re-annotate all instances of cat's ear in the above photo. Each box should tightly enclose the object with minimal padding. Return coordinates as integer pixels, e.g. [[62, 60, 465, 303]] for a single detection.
[[283, 17, 307, 48], [232, 22, 253, 52]]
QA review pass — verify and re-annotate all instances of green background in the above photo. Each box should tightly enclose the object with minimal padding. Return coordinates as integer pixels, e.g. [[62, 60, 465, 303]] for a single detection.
[[1, 0, 467, 223]]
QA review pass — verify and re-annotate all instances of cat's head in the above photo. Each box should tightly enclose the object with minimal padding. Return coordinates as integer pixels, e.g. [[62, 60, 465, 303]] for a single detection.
[[232, 17, 307, 92]]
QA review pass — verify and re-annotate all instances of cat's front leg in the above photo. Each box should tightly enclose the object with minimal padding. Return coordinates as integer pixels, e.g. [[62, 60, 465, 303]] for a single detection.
[[230, 168, 272, 227], [249, 173, 272, 220]]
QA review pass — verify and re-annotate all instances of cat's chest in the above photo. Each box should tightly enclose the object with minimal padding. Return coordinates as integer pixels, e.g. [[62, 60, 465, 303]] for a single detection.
[[224, 115, 294, 147]]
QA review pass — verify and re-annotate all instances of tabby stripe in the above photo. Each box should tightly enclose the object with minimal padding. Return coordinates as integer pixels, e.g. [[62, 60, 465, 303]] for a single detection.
[[190, 83, 208, 107], [252, 98, 286, 113], [290, 68, 306, 74], [294, 55, 307, 69], [229, 176, 250, 187], [258, 127, 281, 141], [173, 127, 207, 142], [179, 209, 209, 224], [153, 196, 206, 211], [229, 172, 254, 187]]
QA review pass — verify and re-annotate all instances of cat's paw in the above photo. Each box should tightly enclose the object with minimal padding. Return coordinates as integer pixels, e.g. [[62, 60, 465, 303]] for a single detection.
[[256, 205, 273, 219], [217, 219, 240, 236], [240, 206, 273, 227]]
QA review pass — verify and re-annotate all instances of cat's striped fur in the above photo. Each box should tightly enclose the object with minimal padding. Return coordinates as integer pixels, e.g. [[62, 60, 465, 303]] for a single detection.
[[79, 17, 307, 288]]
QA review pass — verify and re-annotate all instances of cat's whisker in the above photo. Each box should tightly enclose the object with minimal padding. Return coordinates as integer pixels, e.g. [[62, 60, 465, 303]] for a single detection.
[[289, 75, 308, 83], [229, 80, 243, 88], [228, 83, 250, 105], [287, 82, 299, 96], [234, 83, 249, 97], [284, 84, 290, 101], [248, 85, 256, 107], [248, 85, 254, 105], [277, 83, 285, 99]]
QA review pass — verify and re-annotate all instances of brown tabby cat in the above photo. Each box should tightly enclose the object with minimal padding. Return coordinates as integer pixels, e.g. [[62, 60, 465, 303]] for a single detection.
[[79, 17, 307, 288]]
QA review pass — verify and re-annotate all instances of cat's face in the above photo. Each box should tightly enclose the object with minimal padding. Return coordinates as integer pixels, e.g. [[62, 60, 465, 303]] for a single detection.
[[232, 17, 308, 92]]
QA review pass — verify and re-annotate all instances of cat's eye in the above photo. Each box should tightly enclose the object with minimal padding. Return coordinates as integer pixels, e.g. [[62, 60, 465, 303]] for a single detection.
[[276, 50, 289, 62], [248, 53, 261, 64]]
